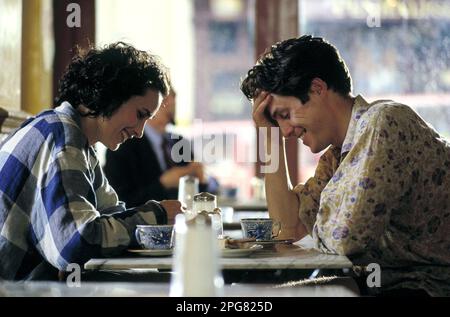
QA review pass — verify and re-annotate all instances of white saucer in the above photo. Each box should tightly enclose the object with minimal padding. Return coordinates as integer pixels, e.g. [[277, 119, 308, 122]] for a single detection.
[[128, 248, 173, 257], [250, 239, 294, 246], [221, 245, 263, 258]]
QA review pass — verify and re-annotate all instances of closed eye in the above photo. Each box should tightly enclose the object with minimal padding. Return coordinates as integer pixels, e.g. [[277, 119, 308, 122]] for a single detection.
[[274, 112, 290, 120], [137, 109, 152, 120]]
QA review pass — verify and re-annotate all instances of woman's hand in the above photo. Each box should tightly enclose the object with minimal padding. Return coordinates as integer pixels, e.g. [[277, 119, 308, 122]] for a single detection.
[[160, 200, 184, 224]]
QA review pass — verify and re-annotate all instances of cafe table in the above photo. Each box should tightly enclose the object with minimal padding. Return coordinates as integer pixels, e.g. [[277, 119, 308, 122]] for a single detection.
[[84, 237, 353, 276]]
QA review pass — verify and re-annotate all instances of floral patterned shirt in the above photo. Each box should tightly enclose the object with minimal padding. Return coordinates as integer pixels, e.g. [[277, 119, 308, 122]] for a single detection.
[[293, 95, 450, 296]]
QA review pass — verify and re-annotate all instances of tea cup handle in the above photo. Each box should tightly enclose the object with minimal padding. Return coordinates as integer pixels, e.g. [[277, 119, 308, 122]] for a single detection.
[[135, 228, 143, 247], [272, 221, 282, 239]]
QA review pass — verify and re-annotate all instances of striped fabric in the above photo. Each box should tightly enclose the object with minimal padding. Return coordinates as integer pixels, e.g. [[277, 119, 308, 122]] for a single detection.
[[0, 102, 166, 280]]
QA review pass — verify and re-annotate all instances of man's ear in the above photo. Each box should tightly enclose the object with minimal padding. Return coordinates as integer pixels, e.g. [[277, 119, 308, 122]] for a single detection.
[[310, 78, 328, 96]]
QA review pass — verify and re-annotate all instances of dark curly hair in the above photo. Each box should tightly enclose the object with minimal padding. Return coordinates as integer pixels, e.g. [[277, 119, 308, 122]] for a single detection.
[[240, 35, 352, 103], [55, 42, 170, 117]]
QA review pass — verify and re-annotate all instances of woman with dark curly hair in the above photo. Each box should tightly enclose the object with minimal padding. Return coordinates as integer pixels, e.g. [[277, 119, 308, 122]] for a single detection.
[[0, 42, 182, 280]]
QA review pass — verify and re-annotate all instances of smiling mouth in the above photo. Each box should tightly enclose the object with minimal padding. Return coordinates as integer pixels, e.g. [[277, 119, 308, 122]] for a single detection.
[[121, 130, 131, 143], [299, 128, 307, 140]]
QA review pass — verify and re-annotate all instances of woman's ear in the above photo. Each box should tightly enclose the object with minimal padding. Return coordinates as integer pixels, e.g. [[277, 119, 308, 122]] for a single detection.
[[77, 104, 90, 115]]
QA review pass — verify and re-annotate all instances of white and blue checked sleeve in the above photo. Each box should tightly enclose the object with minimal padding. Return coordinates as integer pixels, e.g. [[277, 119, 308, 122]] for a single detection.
[[33, 145, 167, 270]]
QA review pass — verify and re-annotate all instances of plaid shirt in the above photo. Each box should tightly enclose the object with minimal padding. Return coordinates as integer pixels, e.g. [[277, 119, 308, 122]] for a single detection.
[[0, 102, 167, 280]]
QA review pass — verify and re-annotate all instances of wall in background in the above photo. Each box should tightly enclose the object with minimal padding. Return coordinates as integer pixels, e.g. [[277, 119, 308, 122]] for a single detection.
[[0, 0, 22, 111]]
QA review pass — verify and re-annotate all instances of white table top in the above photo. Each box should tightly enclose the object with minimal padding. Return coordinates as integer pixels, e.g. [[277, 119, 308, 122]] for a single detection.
[[0, 280, 359, 297], [84, 242, 352, 272]]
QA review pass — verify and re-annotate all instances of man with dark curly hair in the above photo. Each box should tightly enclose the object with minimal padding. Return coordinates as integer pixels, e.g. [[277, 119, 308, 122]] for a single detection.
[[241, 35, 450, 296], [0, 42, 182, 280]]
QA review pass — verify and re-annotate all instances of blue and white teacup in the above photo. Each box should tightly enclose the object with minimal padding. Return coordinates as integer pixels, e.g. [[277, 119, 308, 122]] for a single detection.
[[240, 218, 281, 241], [135, 225, 174, 250]]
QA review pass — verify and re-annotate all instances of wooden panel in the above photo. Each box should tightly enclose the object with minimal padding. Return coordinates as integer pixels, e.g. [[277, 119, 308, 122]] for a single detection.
[[53, 0, 95, 102], [21, 0, 54, 114], [0, 0, 22, 111]]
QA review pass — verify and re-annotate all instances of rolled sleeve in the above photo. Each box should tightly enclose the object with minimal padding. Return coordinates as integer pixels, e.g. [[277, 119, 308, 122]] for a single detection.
[[293, 146, 341, 234]]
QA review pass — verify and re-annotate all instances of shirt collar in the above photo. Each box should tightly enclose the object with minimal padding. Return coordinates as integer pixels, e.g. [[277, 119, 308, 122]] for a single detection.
[[340, 95, 371, 157], [55, 101, 83, 128], [54, 101, 89, 148]]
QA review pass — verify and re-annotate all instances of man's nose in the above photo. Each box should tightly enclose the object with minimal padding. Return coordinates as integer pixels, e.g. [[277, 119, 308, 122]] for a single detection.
[[279, 122, 295, 138]]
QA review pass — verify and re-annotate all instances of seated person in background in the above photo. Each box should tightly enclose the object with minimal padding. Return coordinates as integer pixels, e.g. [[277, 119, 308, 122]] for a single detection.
[[240, 35, 450, 296], [104, 88, 218, 207], [0, 42, 182, 280]]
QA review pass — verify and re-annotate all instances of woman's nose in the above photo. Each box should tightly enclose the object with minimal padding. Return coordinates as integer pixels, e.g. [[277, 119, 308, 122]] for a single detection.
[[134, 120, 147, 138]]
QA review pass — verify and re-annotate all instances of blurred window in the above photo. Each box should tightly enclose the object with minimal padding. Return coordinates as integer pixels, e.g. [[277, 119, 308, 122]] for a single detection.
[[298, 0, 450, 182], [209, 21, 239, 53]]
